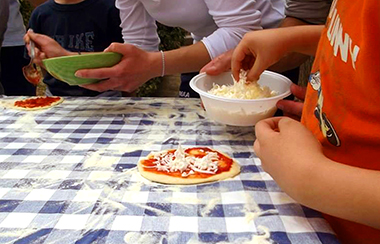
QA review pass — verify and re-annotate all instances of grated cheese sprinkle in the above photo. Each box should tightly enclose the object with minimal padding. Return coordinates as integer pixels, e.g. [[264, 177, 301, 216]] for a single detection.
[[144, 144, 219, 177], [208, 70, 277, 99]]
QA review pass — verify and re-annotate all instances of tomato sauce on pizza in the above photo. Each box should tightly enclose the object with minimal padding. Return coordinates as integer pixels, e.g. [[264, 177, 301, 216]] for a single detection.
[[14, 96, 62, 109], [140, 146, 234, 179]]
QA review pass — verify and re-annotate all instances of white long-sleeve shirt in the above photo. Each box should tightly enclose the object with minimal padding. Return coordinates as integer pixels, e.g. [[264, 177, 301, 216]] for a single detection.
[[116, 0, 285, 59], [3, 0, 26, 47]]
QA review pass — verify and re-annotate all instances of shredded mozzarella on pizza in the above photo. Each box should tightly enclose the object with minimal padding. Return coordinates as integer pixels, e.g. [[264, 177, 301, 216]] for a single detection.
[[145, 144, 219, 177], [208, 70, 277, 99]]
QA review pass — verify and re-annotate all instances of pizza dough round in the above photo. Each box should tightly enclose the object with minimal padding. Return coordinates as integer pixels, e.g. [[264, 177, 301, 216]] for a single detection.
[[138, 148, 240, 185], [10, 96, 64, 111]]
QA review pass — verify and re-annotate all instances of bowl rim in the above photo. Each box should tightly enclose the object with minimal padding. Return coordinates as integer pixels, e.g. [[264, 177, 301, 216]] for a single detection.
[[43, 51, 122, 62], [190, 70, 292, 103]]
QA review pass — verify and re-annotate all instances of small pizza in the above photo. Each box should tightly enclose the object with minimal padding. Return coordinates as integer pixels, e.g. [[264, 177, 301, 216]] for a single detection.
[[138, 144, 240, 185], [12, 96, 64, 111]]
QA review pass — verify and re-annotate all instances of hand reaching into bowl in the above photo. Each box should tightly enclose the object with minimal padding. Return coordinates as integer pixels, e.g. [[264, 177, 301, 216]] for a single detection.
[[231, 26, 322, 82], [231, 29, 291, 82], [230, 26, 323, 120]]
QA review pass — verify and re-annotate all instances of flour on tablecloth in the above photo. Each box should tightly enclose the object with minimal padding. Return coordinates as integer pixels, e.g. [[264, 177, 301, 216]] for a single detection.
[[200, 198, 221, 217], [153, 185, 181, 193], [0, 229, 40, 241], [186, 225, 272, 244], [165, 196, 199, 204], [244, 193, 278, 223], [82, 151, 117, 170], [199, 185, 229, 193], [124, 232, 166, 244], [7, 113, 44, 138]]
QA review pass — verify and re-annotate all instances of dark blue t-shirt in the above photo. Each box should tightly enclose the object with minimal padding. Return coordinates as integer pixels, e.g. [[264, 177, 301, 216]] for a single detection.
[[29, 0, 123, 96]]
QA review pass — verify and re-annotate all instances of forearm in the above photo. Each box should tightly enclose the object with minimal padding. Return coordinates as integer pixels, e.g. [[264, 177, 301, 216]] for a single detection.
[[280, 16, 309, 28], [279, 25, 324, 57], [269, 52, 310, 73], [269, 17, 317, 73], [283, 156, 380, 229], [161, 42, 211, 75]]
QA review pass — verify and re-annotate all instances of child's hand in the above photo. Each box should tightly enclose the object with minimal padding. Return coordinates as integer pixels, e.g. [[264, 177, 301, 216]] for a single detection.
[[254, 117, 324, 193], [276, 84, 306, 121], [231, 25, 323, 82], [24, 30, 71, 66], [231, 29, 290, 82]]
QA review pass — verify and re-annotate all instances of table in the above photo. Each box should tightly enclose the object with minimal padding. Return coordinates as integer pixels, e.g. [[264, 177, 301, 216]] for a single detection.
[[0, 97, 339, 244]]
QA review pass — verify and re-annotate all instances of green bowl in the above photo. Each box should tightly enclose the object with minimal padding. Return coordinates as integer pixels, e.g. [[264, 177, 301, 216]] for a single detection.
[[42, 52, 122, 86]]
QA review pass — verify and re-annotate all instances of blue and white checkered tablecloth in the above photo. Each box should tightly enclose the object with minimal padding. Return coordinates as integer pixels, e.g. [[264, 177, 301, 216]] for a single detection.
[[0, 97, 340, 244]]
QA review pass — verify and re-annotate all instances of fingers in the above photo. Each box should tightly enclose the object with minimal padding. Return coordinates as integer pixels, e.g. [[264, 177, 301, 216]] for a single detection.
[[254, 117, 282, 141], [200, 49, 233, 75], [276, 100, 304, 119], [104, 42, 131, 54], [253, 140, 261, 158], [200, 60, 217, 74], [231, 41, 262, 82], [231, 45, 246, 81], [276, 117, 303, 137], [276, 84, 306, 120], [24, 34, 30, 44], [27, 30, 46, 46], [282, 112, 301, 121], [246, 55, 264, 82], [290, 84, 307, 100], [200, 58, 230, 75], [75, 65, 119, 80]]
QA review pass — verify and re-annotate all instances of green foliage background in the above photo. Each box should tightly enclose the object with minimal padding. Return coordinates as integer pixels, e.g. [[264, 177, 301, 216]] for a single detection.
[[19, 0, 187, 97], [135, 23, 186, 97]]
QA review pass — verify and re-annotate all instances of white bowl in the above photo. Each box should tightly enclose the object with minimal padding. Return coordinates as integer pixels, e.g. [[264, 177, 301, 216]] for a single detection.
[[190, 71, 292, 126]]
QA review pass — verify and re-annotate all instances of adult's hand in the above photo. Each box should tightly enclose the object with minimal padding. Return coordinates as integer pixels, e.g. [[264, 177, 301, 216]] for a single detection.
[[77, 43, 160, 93], [200, 49, 234, 75], [24, 30, 71, 67], [276, 84, 306, 121]]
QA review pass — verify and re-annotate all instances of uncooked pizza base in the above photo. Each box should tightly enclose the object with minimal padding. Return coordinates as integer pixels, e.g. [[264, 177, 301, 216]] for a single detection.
[[11, 96, 64, 111], [138, 149, 240, 185]]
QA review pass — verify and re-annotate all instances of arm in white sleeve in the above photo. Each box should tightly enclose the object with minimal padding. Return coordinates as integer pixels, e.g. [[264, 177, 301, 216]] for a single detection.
[[202, 0, 284, 60], [116, 0, 160, 51]]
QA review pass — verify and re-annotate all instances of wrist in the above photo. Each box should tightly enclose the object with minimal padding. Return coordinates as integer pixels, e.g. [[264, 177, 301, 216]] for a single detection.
[[148, 51, 165, 78], [286, 153, 328, 203]]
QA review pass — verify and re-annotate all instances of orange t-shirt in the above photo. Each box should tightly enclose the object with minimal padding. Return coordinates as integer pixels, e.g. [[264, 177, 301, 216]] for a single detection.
[[301, 0, 380, 243], [302, 0, 380, 243]]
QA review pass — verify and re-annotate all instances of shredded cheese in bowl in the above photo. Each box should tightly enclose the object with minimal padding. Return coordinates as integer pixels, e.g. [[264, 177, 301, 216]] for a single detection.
[[208, 70, 277, 99]]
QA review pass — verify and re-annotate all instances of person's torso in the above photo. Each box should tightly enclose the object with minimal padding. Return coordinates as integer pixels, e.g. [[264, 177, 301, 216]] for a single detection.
[[3, 0, 25, 47], [30, 0, 123, 96], [302, 0, 380, 242], [31, 0, 122, 52], [285, 0, 333, 24], [139, 0, 285, 41]]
